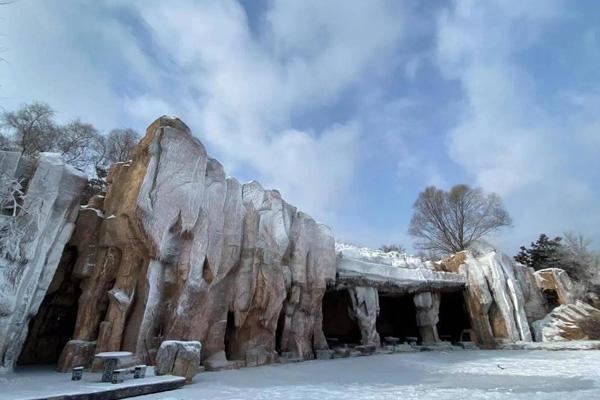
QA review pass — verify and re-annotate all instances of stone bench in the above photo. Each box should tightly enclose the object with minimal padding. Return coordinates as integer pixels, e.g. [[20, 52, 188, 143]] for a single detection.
[[93, 352, 134, 383]]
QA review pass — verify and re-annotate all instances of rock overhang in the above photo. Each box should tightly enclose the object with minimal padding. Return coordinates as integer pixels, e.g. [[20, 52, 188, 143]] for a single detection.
[[334, 243, 466, 294], [335, 258, 466, 294]]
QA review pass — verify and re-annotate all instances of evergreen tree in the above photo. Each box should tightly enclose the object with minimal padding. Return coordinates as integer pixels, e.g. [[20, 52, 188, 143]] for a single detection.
[[514, 234, 564, 270]]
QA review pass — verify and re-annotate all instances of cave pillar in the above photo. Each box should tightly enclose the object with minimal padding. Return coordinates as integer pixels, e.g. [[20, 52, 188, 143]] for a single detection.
[[414, 291, 440, 345], [347, 286, 380, 347]]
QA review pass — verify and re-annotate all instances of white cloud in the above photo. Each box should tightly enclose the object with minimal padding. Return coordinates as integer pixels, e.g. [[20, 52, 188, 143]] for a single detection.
[[436, 0, 600, 251], [1, 0, 407, 223], [0, 2, 161, 131], [123, 0, 405, 219], [4, 0, 598, 252]]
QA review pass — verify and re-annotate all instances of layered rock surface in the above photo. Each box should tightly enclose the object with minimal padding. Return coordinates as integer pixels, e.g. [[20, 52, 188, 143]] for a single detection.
[[335, 243, 466, 293], [441, 241, 545, 348], [347, 286, 380, 346], [534, 268, 580, 306], [532, 300, 600, 342], [57, 116, 336, 371], [0, 152, 86, 372]]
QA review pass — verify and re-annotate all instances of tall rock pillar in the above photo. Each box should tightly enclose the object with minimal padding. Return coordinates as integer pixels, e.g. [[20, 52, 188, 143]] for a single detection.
[[347, 286, 380, 347], [414, 291, 440, 345], [0, 152, 86, 372]]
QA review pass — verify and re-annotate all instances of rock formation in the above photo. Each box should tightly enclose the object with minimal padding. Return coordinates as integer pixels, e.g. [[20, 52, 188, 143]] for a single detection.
[[156, 340, 202, 382], [332, 244, 467, 347], [441, 241, 541, 348], [347, 286, 380, 346], [532, 300, 600, 341], [413, 292, 441, 344], [335, 243, 466, 293], [534, 268, 580, 306], [3, 117, 595, 375], [54, 116, 335, 372], [0, 152, 86, 372], [513, 263, 548, 324]]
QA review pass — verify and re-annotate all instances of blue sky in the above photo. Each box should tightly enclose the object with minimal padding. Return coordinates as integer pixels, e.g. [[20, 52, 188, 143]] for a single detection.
[[1, 0, 599, 254]]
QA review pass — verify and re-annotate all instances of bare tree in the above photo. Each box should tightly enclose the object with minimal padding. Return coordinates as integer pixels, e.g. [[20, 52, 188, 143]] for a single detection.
[[104, 128, 139, 163], [408, 185, 512, 255], [0, 170, 27, 261], [1, 102, 142, 203], [561, 232, 600, 287], [1, 103, 107, 170], [57, 119, 104, 170], [1, 102, 59, 155]]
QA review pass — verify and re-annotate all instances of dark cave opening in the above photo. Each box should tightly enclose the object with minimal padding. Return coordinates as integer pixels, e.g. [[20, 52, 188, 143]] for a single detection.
[[543, 289, 560, 310], [437, 290, 472, 343], [275, 309, 285, 354], [376, 293, 420, 344], [17, 246, 81, 366], [224, 310, 236, 360], [322, 289, 361, 346]]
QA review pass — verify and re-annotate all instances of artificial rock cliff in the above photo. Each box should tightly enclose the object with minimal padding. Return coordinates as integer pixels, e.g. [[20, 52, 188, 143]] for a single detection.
[[0, 152, 86, 372], [2, 117, 595, 376], [55, 116, 336, 372], [441, 241, 547, 348]]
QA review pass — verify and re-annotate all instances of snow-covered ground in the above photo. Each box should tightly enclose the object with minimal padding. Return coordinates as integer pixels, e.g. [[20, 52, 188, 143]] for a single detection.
[[140, 350, 600, 400]]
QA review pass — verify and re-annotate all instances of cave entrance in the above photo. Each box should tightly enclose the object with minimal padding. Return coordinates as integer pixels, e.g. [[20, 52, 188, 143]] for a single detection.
[[224, 311, 236, 360], [437, 290, 471, 343], [275, 309, 285, 354], [543, 289, 560, 309], [322, 289, 361, 347], [376, 293, 419, 344], [17, 246, 81, 366]]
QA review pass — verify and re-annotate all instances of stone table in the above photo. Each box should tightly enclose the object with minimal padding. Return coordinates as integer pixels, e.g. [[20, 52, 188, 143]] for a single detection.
[[94, 351, 134, 382]]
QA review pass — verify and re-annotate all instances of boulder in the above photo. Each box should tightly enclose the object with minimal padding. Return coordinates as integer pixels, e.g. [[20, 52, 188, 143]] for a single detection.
[[155, 341, 202, 383], [532, 300, 600, 342], [57, 340, 96, 372]]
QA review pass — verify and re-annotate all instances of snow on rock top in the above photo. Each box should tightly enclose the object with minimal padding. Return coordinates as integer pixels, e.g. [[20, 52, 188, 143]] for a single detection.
[[335, 242, 427, 269]]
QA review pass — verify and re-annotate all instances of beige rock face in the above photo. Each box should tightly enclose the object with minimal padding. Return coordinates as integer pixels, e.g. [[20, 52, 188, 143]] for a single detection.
[[534, 268, 580, 306], [447, 242, 534, 348], [532, 300, 600, 341], [57, 116, 336, 371], [0, 152, 86, 372]]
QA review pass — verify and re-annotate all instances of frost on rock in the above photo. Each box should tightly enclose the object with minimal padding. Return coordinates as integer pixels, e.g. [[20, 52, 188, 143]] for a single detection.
[[534, 268, 581, 306], [336, 242, 466, 293], [532, 300, 600, 342], [441, 241, 538, 348], [335, 243, 426, 269], [55, 116, 336, 372], [0, 151, 86, 372], [347, 286, 380, 346]]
